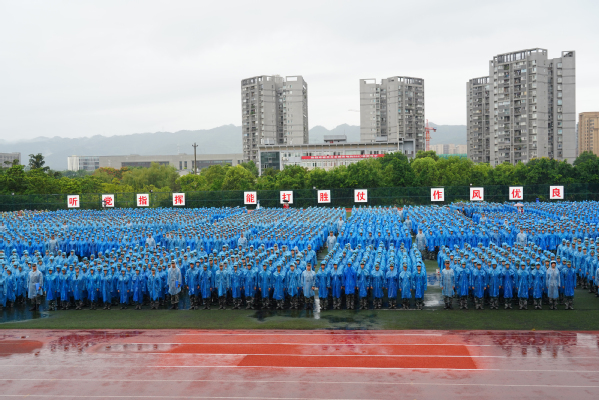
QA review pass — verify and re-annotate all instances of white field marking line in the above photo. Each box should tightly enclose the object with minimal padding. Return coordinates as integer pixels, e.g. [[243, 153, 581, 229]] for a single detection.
[[98, 353, 599, 359], [0, 351, 597, 360], [1, 365, 598, 373], [0, 396, 363, 400], [49, 342, 599, 349], [174, 333, 446, 336], [0, 378, 598, 389]]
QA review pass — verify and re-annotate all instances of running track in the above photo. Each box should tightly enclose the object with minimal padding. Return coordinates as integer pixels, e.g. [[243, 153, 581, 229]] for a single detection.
[[0, 330, 598, 399]]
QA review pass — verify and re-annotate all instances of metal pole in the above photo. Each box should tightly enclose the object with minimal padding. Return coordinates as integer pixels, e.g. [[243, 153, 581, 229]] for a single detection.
[[192, 143, 198, 174]]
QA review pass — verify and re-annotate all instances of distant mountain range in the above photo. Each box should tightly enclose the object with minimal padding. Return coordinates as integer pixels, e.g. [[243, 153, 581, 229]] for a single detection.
[[2, 123, 465, 170]]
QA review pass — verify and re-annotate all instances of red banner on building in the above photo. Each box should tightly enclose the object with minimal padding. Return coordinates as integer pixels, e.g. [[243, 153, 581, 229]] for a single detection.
[[300, 154, 385, 160]]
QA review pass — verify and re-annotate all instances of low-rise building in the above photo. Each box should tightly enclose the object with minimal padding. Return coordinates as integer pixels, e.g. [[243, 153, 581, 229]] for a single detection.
[[0, 152, 21, 166], [258, 140, 413, 173], [68, 153, 244, 173]]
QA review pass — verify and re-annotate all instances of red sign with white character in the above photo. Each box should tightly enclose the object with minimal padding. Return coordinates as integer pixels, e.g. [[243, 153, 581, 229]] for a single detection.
[[301, 154, 385, 160]]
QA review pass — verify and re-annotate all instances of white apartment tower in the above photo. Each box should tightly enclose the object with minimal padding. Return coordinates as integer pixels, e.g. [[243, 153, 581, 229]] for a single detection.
[[360, 77, 424, 155], [241, 75, 308, 163], [467, 49, 576, 165]]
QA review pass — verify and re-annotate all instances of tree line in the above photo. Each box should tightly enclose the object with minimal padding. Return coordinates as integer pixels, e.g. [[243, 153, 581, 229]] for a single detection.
[[2, 151, 599, 196]]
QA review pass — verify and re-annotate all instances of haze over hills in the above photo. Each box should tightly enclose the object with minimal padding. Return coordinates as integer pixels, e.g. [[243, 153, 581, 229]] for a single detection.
[[2, 123, 465, 170]]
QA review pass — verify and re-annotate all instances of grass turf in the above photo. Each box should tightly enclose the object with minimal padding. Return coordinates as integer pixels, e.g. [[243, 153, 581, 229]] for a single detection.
[[1, 285, 598, 330]]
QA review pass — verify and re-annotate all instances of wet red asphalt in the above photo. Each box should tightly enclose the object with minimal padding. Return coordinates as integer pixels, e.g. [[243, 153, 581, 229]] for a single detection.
[[0, 330, 598, 399]]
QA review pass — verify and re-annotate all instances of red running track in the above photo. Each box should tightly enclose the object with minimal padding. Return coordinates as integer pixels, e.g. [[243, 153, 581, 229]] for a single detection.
[[0, 330, 598, 399]]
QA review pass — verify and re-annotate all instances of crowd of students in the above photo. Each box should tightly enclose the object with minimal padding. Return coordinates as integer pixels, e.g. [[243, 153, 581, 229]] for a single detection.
[[1, 202, 597, 312]]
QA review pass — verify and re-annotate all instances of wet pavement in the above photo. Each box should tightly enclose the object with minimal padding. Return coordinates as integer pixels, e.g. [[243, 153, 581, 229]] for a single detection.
[[0, 329, 598, 399]]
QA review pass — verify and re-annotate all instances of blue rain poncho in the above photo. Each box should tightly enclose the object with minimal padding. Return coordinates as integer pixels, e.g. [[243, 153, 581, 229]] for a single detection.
[[343, 265, 356, 295], [230, 268, 243, 299], [147, 272, 162, 301], [356, 266, 370, 298], [561, 265, 576, 297], [199, 268, 212, 299], [471, 267, 487, 299], [58, 270, 71, 301], [214, 268, 228, 297], [330, 266, 344, 298], [272, 269, 286, 301], [502, 267, 515, 298], [413, 268, 427, 299], [258, 267, 272, 298], [399, 268, 412, 299], [100, 272, 112, 303], [488, 265, 502, 298], [531, 267, 545, 299], [371, 267, 385, 299], [385, 267, 398, 299], [86, 272, 100, 302], [243, 267, 257, 297], [516, 267, 530, 299], [315, 267, 330, 298], [117, 272, 130, 303], [130, 272, 144, 303], [185, 265, 199, 296], [456, 265, 470, 297]]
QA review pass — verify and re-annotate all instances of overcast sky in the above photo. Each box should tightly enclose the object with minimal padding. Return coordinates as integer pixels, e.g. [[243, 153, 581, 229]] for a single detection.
[[0, 0, 597, 141]]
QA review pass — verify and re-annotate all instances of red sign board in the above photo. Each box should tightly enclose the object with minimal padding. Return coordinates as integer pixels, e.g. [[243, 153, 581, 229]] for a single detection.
[[301, 154, 385, 160]]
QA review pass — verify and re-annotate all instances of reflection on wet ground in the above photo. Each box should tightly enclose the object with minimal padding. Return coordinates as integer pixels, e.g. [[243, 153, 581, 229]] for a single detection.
[[0, 304, 50, 324], [0, 329, 597, 399]]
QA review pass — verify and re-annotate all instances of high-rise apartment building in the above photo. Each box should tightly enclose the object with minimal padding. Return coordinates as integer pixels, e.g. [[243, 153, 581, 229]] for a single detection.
[[467, 49, 576, 165], [578, 112, 599, 155], [466, 77, 491, 163], [241, 75, 308, 163], [360, 77, 424, 154]]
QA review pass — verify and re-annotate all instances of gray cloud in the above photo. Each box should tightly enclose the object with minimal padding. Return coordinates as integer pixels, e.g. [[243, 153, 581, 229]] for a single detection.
[[0, 0, 597, 141]]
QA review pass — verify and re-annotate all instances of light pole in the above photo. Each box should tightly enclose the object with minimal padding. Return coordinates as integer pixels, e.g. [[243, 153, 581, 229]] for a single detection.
[[192, 143, 198, 174]]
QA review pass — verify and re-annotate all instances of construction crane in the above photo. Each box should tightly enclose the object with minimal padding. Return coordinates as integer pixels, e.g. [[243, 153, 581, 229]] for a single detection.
[[425, 120, 436, 151]]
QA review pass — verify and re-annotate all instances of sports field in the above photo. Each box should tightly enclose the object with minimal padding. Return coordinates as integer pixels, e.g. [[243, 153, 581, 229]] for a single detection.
[[0, 329, 597, 399], [2, 285, 598, 331]]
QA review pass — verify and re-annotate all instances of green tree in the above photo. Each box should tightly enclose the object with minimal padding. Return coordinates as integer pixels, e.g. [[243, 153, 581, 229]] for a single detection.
[[221, 165, 256, 190], [28, 153, 49, 171], [177, 174, 209, 191], [275, 165, 308, 190], [573, 151, 599, 183], [345, 159, 384, 188], [414, 150, 439, 162], [306, 168, 328, 189], [261, 167, 280, 178], [121, 162, 180, 191], [436, 157, 474, 186], [240, 160, 259, 178], [380, 152, 415, 187], [201, 164, 229, 191], [1, 165, 27, 194], [411, 157, 440, 186]]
